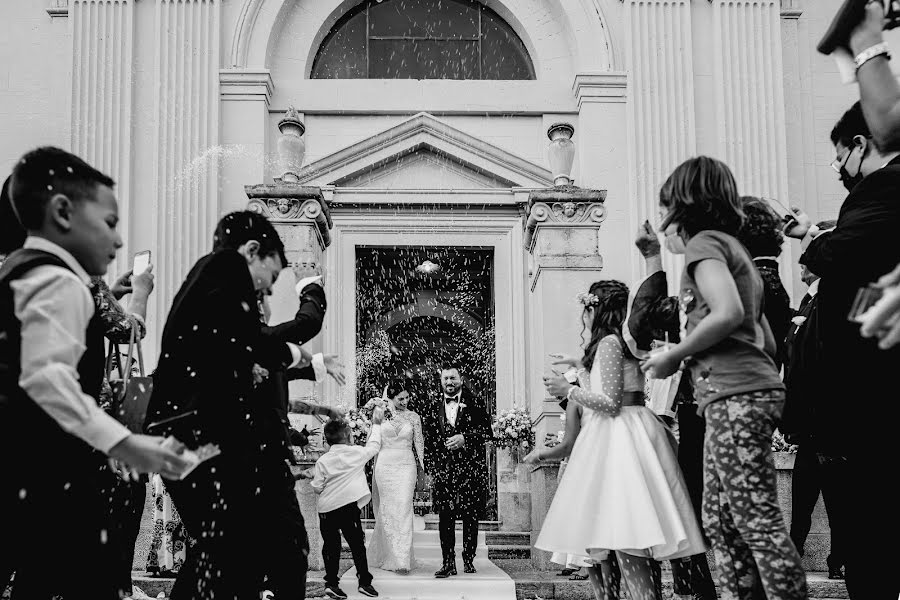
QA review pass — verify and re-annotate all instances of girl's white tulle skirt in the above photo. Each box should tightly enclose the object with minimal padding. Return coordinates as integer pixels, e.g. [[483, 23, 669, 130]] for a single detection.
[[535, 406, 707, 562]]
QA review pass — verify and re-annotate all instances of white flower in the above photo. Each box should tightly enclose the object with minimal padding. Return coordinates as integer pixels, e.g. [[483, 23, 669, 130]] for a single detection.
[[350, 422, 358, 429], [511, 431, 518, 438], [792, 316, 807, 326], [521, 440, 529, 448], [357, 419, 365, 428]]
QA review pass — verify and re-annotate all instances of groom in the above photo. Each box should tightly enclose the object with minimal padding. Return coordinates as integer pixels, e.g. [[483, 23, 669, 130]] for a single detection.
[[423, 363, 491, 578]]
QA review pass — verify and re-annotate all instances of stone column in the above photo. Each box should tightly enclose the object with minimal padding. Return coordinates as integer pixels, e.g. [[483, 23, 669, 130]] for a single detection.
[[151, 0, 221, 346], [71, 0, 136, 277], [219, 69, 275, 213], [524, 184, 606, 568], [709, 0, 795, 293], [622, 0, 697, 289]]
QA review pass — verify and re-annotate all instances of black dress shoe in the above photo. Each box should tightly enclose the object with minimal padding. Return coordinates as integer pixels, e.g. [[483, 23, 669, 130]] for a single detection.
[[463, 561, 476, 573], [434, 563, 457, 578]]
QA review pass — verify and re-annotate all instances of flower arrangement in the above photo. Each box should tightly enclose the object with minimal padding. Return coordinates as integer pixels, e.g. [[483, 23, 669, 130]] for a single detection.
[[341, 406, 372, 446], [492, 406, 535, 451], [771, 429, 798, 453], [576, 291, 600, 307]]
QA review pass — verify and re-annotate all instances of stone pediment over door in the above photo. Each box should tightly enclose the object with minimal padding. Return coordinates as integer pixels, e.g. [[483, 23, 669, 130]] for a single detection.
[[294, 112, 553, 190]]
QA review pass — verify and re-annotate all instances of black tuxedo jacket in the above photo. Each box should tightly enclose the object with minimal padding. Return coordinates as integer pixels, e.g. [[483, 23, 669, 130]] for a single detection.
[[257, 283, 326, 462], [800, 155, 900, 451], [422, 387, 491, 515], [146, 249, 294, 453], [780, 294, 820, 440]]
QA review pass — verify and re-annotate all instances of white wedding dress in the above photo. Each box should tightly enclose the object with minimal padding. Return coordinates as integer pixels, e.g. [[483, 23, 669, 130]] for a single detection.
[[367, 411, 425, 572]]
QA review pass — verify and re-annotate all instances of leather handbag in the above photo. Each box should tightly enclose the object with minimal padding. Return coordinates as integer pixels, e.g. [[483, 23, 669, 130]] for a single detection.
[[411, 441, 428, 493], [107, 318, 153, 433]]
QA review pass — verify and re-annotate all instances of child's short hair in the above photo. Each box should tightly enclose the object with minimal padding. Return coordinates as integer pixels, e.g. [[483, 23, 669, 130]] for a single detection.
[[737, 196, 784, 258], [0, 176, 27, 254], [324, 419, 350, 445], [659, 156, 744, 237], [212, 210, 287, 267], [8, 147, 115, 232]]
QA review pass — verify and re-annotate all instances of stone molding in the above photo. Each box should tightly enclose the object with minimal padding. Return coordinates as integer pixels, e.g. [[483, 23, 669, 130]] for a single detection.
[[295, 112, 553, 188], [219, 69, 274, 104], [47, 0, 69, 18], [245, 185, 332, 248], [523, 187, 607, 252], [572, 72, 628, 106]]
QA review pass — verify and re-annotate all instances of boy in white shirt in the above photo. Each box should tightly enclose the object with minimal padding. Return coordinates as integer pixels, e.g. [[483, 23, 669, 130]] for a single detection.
[[307, 407, 384, 599]]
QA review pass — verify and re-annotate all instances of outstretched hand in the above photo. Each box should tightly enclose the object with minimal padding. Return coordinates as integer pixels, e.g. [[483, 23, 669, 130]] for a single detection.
[[634, 220, 661, 258], [324, 354, 346, 386]]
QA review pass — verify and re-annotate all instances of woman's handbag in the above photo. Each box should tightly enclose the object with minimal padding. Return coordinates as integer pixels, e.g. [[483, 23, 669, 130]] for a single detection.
[[107, 318, 153, 433], [411, 441, 428, 493]]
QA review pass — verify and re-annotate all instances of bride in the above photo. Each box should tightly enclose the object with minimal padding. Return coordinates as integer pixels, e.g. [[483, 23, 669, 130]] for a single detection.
[[365, 382, 425, 573]]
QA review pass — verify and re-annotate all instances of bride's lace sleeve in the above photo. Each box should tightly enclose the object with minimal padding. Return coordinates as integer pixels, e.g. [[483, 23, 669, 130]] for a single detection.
[[412, 412, 425, 469], [567, 335, 625, 417]]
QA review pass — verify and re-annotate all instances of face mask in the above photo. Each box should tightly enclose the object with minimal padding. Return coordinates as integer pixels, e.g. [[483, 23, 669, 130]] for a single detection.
[[664, 230, 686, 255], [839, 144, 865, 192]]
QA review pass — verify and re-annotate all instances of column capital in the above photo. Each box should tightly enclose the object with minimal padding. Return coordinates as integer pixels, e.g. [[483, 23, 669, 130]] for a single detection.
[[524, 187, 607, 252], [780, 0, 802, 19], [573, 72, 627, 107], [220, 69, 275, 104], [47, 0, 69, 18], [245, 185, 332, 249]]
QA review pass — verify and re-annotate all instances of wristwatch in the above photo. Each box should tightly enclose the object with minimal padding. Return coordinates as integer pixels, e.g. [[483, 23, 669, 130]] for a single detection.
[[855, 42, 892, 71]]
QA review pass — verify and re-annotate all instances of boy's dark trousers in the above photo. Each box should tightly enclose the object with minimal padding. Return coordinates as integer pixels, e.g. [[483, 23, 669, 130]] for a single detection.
[[320, 502, 372, 588]]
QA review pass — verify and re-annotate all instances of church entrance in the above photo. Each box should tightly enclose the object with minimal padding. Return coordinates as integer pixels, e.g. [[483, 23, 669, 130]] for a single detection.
[[355, 245, 498, 520]]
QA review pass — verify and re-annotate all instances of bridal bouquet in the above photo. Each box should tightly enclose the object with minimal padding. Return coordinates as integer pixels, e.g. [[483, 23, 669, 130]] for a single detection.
[[492, 406, 535, 450], [343, 407, 372, 446]]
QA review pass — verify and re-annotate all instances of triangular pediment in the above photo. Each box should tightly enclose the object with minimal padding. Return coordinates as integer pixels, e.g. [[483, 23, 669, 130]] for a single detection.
[[295, 112, 553, 189]]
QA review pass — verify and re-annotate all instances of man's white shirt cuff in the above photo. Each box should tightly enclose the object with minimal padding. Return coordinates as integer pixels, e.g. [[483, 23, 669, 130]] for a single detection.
[[312, 353, 327, 382], [287, 343, 303, 368]]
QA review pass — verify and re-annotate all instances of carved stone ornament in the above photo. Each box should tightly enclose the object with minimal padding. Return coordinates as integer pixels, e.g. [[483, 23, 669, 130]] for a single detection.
[[523, 187, 607, 251], [245, 184, 332, 248]]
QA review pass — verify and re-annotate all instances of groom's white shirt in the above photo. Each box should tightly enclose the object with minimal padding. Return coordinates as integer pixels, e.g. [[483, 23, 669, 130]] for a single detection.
[[311, 424, 383, 513], [444, 392, 462, 427]]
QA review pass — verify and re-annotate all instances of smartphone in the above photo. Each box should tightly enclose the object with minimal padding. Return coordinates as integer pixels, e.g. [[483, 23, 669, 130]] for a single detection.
[[132, 250, 151, 276]]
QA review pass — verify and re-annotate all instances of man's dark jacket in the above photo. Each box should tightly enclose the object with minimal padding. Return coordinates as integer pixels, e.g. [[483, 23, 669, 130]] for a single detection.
[[422, 386, 491, 517], [258, 283, 326, 462], [146, 249, 295, 452], [800, 155, 900, 454]]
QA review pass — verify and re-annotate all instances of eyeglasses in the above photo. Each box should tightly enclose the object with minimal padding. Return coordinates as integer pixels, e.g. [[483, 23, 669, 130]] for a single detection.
[[831, 150, 850, 174]]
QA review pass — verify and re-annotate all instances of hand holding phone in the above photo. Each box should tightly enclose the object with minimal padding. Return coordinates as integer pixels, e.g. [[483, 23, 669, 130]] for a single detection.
[[133, 250, 152, 276]]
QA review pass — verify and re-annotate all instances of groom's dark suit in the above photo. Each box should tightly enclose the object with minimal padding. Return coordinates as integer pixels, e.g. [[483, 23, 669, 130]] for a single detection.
[[422, 386, 491, 566]]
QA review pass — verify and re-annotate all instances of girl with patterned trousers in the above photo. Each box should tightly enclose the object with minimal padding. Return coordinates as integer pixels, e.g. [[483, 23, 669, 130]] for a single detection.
[[642, 156, 807, 600]]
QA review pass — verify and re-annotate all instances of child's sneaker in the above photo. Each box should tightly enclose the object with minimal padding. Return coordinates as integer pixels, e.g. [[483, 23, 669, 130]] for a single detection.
[[358, 583, 379, 597], [324, 584, 348, 600]]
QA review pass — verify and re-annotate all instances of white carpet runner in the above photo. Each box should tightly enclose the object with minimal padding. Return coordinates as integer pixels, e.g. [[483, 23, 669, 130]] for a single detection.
[[338, 523, 516, 600]]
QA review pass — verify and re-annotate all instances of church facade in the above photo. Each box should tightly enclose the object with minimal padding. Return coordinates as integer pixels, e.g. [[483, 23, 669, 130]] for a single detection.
[[0, 0, 856, 546]]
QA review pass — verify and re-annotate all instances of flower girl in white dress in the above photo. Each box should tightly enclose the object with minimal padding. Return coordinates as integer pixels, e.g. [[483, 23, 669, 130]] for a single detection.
[[531, 280, 706, 600], [365, 382, 425, 573]]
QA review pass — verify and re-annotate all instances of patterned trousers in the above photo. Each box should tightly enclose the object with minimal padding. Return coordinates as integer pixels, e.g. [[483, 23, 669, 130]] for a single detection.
[[702, 392, 807, 600]]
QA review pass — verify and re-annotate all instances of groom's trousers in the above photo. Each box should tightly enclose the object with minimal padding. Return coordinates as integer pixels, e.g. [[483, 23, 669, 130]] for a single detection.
[[439, 507, 478, 564]]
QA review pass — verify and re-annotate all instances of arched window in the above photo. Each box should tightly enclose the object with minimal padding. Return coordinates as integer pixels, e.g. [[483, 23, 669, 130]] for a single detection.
[[311, 0, 534, 80]]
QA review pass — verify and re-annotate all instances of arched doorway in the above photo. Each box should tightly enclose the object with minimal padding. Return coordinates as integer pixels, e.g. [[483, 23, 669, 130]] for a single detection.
[[355, 245, 498, 519]]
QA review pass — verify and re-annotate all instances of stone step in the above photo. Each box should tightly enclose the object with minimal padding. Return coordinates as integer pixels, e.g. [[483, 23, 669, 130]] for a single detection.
[[129, 562, 849, 600]]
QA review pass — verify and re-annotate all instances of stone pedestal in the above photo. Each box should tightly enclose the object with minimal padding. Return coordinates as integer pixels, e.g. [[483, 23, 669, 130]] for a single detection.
[[246, 185, 333, 411], [528, 460, 561, 569], [290, 449, 326, 570], [523, 186, 606, 568], [496, 447, 532, 532]]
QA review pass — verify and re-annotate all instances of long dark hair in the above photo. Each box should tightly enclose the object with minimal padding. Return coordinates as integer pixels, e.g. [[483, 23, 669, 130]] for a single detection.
[[581, 280, 630, 371]]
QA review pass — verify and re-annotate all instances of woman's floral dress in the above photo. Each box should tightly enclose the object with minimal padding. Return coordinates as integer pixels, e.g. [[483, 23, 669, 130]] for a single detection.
[[90, 277, 191, 575]]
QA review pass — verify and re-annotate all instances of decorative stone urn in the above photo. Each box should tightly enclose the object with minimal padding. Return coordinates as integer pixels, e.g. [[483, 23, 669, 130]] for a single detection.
[[276, 106, 306, 183], [496, 445, 532, 532], [546, 122, 576, 187]]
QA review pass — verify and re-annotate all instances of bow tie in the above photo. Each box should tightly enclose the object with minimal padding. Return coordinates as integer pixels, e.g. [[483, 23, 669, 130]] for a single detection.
[[445, 396, 459, 404]]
